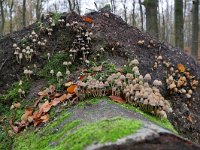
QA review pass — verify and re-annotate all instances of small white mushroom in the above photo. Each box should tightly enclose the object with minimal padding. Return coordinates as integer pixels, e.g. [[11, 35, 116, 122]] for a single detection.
[[50, 70, 54, 76]]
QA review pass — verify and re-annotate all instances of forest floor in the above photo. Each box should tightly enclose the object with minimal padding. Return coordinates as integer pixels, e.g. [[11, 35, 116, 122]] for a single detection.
[[0, 10, 200, 149]]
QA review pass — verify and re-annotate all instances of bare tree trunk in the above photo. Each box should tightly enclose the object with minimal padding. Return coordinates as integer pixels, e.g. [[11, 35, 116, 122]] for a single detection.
[[122, 0, 127, 23], [132, 0, 136, 26], [75, 0, 81, 15], [191, 0, 199, 60], [9, 0, 14, 33], [22, 0, 26, 27], [0, 0, 5, 35], [110, 0, 116, 13], [174, 0, 184, 49], [68, 0, 75, 11], [36, 0, 43, 21], [143, 0, 159, 39], [138, 0, 144, 31]]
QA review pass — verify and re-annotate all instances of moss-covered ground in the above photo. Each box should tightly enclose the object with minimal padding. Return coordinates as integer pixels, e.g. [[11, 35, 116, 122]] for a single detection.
[[13, 110, 142, 150]]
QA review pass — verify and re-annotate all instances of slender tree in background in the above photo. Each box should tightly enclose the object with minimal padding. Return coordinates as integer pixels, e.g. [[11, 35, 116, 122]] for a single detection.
[[22, 0, 26, 27], [68, 0, 75, 11], [36, 0, 44, 21], [132, 0, 136, 26], [8, 0, 14, 33], [174, 0, 184, 49], [122, 0, 127, 23], [143, 0, 159, 38], [75, 0, 81, 14], [191, 0, 199, 60], [110, 0, 116, 13], [0, 0, 5, 35], [138, 0, 144, 31]]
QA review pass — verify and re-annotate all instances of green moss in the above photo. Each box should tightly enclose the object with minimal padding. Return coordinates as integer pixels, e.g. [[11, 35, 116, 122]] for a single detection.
[[76, 97, 104, 108], [54, 117, 142, 150], [107, 99, 178, 134]]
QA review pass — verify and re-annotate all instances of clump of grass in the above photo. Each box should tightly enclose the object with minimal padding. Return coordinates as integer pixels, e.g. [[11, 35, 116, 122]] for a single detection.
[[0, 80, 30, 104], [38, 52, 77, 86]]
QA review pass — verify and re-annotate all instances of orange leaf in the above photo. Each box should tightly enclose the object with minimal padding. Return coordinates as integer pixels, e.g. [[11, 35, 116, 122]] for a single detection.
[[82, 16, 93, 23], [41, 114, 49, 123], [21, 108, 33, 121], [177, 64, 185, 72], [39, 101, 52, 114], [109, 96, 126, 103], [67, 84, 78, 94]]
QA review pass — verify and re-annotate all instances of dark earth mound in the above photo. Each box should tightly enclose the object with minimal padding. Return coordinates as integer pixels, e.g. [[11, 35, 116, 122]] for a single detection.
[[0, 10, 200, 145]]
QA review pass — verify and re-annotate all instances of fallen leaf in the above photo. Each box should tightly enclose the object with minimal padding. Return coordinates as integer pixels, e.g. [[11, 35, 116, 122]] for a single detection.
[[92, 65, 102, 72], [41, 114, 49, 123], [9, 119, 20, 133], [27, 116, 33, 123], [21, 108, 33, 121], [177, 64, 185, 72], [39, 101, 52, 114], [109, 96, 126, 103], [67, 84, 78, 94], [82, 16, 93, 23], [78, 75, 86, 81], [34, 95, 44, 107]]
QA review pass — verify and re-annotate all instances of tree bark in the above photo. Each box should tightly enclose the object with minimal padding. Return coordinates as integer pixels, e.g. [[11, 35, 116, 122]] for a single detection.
[[132, 0, 136, 26], [9, 0, 14, 33], [0, 0, 5, 35], [122, 0, 127, 23], [143, 0, 159, 39], [110, 0, 116, 13], [191, 0, 199, 61], [36, 0, 43, 21], [174, 0, 184, 50], [22, 0, 26, 27], [68, 0, 75, 11], [138, 0, 144, 31], [75, 0, 81, 15]]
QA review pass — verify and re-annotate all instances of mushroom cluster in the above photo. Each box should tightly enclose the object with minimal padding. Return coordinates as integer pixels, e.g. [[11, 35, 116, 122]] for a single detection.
[[67, 22, 92, 63], [166, 64, 198, 99], [76, 59, 173, 119]]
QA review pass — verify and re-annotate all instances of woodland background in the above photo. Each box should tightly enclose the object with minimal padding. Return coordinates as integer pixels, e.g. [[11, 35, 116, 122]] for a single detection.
[[0, 0, 199, 62]]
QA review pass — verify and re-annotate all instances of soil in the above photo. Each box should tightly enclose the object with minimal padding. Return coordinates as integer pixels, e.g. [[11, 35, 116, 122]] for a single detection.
[[0, 10, 200, 144]]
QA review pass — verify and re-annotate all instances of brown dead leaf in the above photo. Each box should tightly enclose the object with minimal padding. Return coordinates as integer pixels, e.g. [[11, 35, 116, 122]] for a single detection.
[[109, 96, 126, 104], [177, 64, 185, 72], [34, 95, 44, 107], [67, 84, 78, 94], [39, 101, 52, 114], [92, 65, 102, 72], [9, 119, 20, 133], [21, 108, 33, 122], [78, 75, 86, 81], [41, 114, 49, 123]]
